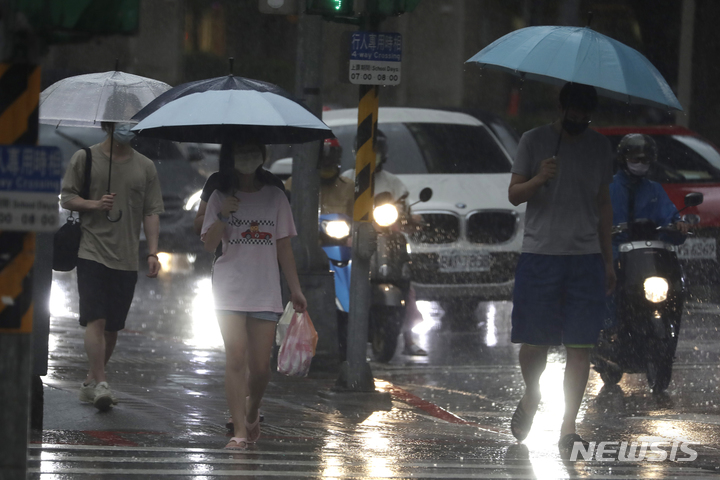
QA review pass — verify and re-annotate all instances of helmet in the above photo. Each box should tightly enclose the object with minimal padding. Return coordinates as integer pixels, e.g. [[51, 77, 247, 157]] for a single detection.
[[617, 133, 657, 164], [322, 138, 342, 160], [319, 138, 342, 180]]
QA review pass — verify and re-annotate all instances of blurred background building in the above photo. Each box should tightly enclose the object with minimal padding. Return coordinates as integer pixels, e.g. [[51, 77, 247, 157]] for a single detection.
[[40, 0, 720, 145]]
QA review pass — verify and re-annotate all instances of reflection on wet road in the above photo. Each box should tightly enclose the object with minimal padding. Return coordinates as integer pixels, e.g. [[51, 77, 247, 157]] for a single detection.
[[32, 259, 720, 478]]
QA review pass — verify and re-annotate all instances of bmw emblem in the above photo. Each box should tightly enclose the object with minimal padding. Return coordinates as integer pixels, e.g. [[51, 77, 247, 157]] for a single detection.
[[456, 203, 466, 209]]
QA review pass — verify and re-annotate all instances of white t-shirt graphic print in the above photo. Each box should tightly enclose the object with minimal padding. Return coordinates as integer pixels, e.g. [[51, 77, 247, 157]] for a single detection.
[[201, 185, 297, 313]]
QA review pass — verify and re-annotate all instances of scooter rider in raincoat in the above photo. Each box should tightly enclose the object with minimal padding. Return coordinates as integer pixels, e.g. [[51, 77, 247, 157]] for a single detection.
[[342, 130, 427, 356], [609, 133, 689, 261], [285, 138, 354, 217]]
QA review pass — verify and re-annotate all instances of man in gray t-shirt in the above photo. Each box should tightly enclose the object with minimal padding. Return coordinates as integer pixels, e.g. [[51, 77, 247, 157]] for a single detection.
[[506, 83, 615, 457]]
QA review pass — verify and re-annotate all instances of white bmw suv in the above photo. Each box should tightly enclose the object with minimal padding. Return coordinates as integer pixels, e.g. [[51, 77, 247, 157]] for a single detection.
[[322, 107, 524, 311]]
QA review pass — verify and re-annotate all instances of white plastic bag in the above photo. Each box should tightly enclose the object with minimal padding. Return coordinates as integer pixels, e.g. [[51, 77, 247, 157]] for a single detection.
[[275, 302, 295, 346], [277, 310, 318, 377]]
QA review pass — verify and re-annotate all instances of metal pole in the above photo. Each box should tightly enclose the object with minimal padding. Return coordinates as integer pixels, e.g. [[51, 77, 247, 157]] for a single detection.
[[0, 3, 41, 478], [677, 0, 695, 127], [292, 2, 339, 366], [335, 13, 381, 392]]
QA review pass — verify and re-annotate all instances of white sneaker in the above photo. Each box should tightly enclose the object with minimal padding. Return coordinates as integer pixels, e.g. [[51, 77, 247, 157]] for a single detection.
[[93, 382, 114, 411], [79, 381, 96, 403]]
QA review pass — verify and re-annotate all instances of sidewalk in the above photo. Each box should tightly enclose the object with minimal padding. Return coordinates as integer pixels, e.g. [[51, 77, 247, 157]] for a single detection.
[[31, 317, 720, 478], [34, 315, 525, 476]]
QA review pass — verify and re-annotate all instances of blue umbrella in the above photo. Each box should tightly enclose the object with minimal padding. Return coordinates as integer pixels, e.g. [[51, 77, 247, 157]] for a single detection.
[[466, 26, 682, 111]]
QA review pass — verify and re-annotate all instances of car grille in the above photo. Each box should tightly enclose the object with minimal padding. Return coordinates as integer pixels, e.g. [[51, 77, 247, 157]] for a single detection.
[[410, 252, 519, 284], [467, 211, 517, 244], [409, 213, 460, 244]]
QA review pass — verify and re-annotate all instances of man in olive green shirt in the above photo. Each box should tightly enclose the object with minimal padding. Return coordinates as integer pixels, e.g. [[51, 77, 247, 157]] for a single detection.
[[60, 121, 164, 411]]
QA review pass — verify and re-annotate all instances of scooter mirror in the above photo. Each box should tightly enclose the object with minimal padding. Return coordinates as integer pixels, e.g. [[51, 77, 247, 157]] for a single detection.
[[684, 192, 703, 208], [419, 187, 433, 203]]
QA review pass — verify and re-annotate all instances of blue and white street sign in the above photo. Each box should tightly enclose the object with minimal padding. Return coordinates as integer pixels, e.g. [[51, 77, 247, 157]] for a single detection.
[[0, 146, 62, 232], [349, 31, 402, 86]]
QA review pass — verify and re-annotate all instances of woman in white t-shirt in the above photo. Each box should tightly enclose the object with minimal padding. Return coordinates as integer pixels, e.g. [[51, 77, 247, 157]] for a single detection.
[[202, 142, 307, 450]]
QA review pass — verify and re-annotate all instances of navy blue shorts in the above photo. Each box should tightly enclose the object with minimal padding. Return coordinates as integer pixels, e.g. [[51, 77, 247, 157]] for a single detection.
[[511, 253, 606, 346], [77, 258, 137, 332]]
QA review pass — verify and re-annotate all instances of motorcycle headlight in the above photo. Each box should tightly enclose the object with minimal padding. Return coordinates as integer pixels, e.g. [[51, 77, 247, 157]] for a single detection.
[[644, 276, 668, 303], [373, 204, 398, 227], [184, 190, 203, 211], [324, 220, 350, 239]]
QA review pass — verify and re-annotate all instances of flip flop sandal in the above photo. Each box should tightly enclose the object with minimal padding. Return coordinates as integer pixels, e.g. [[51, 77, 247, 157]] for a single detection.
[[246, 415, 261, 443], [226, 413, 263, 431], [510, 397, 539, 442], [225, 437, 249, 450], [558, 433, 590, 460]]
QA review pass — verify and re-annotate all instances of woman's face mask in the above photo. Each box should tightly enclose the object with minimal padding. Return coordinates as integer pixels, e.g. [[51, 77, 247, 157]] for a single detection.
[[234, 150, 264, 175], [627, 162, 650, 176], [112, 123, 136, 144]]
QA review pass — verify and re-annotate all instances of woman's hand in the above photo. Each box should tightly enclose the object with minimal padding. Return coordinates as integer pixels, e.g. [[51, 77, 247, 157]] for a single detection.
[[291, 291, 307, 313], [220, 196, 239, 217]]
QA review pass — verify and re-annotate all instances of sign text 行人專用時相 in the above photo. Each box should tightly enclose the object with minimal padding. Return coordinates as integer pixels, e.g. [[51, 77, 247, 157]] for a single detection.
[[349, 32, 402, 86], [0, 146, 62, 232]]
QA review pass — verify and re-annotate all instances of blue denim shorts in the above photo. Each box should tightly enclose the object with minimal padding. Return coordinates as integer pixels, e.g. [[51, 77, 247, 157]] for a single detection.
[[216, 310, 281, 322], [511, 253, 606, 346]]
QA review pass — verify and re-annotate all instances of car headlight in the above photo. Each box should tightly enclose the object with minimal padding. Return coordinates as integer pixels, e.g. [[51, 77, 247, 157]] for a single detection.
[[644, 276, 668, 303], [184, 190, 203, 211], [373, 204, 398, 227], [324, 220, 350, 239]]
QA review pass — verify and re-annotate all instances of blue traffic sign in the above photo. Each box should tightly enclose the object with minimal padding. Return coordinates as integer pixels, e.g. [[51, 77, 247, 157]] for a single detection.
[[350, 32, 402, 62], [0, 146, 63, 193]]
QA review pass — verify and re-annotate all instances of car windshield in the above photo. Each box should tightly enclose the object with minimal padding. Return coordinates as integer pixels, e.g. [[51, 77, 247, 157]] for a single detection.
[[333, 123, 512, 174]]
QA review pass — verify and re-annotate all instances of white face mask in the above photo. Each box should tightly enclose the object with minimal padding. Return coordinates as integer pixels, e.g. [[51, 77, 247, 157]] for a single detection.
[[627, 162, 650, 176], [234, 150, 264, 175], [112, 123, 136, 144]]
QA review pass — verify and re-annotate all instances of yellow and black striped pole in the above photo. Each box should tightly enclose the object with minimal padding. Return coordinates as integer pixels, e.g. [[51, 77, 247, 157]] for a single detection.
[[340, 83, 381, 391], [0, 61, 40, 480], [0, 63, 40, 334], [352, 84, 379, 222]]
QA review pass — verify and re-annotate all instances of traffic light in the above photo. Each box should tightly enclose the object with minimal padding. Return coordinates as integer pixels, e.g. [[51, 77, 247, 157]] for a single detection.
[[306, 0, 354, 17]]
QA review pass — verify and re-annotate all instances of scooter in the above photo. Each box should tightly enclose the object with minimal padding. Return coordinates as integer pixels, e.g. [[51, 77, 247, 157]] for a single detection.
[[369, 187, 433, 361], [318, 213, 353, 360], [319, 187, 432, 363], [592, 192, 703, 393]]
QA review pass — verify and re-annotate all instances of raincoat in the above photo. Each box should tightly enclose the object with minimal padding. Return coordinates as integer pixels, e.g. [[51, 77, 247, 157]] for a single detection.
[[609, 169, 680, 260]]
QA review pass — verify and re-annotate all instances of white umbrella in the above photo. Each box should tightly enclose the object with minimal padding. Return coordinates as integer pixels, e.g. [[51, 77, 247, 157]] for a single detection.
[[132, 89, 333, 144], [130, 74, 333, 144], [40, 70, 171, 127], [40, 70, 171, 221]]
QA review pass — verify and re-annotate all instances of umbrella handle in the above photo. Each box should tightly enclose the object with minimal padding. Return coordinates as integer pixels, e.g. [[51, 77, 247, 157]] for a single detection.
[[107, 209, 122, 222]]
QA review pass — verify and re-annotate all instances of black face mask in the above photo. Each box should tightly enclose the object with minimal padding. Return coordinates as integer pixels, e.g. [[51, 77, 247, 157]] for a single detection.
[[561, 118, 590, 136]]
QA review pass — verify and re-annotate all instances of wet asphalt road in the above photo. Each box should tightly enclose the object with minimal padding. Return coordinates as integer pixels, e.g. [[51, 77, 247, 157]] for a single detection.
[[30, 255, 720, 478]]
